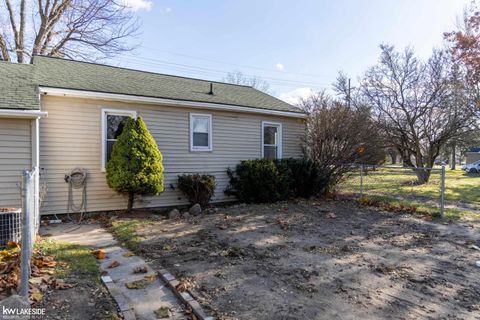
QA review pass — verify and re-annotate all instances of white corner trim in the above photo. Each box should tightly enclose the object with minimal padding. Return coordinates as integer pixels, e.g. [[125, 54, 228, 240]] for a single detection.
[[101, 108, 137, 172], [190, 113, 213, 152], [0, 109, 48, 119], [39, 87, 307, 119], [261, 121, 283, 159]]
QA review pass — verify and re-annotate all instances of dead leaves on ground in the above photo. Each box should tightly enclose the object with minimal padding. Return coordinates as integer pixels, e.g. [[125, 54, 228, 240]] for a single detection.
[[324, 212, 337, 219], [154, 306, 173, 318], [133, 266, 148, 274], [122, 251, 135, 257], [107, 260, 120, 268], [0, 248, 75, 303], [273, 218, 290, 230], [91, 249, 106, 259], [125, 274, 156, 289], [175, 278, 195, 293]]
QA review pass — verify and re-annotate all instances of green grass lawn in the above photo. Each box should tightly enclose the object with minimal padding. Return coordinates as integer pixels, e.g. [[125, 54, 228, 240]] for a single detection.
[[36, 239, 99, 279], [339, 167, 480, 220]]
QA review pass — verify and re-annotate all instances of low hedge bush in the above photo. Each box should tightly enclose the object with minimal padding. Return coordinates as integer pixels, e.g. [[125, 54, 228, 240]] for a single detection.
[[225, 158, 324, 203], [178, 174, 216, 207], [277, 158, 322, 198]]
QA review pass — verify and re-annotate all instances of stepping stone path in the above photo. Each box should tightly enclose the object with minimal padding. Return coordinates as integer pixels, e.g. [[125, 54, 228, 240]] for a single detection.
[[40, 223, 190, 320], [100, 246, 186, 320]]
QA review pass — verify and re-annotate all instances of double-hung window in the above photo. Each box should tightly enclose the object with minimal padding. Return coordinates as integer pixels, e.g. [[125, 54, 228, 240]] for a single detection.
[[262, 121, 282, 159], [101, 109, 137, 171], [190, 113, 212, 151]]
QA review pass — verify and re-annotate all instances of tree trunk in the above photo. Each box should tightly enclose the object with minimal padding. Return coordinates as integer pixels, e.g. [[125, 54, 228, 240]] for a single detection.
[[127, 192, 134, 212], [451, 143, 456, 170], [415, 168, 431, 184]]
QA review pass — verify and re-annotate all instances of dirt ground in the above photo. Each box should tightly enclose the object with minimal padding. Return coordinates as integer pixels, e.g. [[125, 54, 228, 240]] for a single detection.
[[128, 200, 480, 320], [35, 273, 120, 320]]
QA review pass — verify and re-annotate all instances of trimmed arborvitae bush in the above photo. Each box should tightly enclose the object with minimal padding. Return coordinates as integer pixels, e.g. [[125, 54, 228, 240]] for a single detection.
[[177, 174, 216, 207], [106, 116, 164, 211], [225, 159, 291, 203]]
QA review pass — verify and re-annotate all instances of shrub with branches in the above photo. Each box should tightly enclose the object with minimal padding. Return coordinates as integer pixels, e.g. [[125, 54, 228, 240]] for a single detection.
[[300, 92, 385, 193], [177, 174, 216, 207]]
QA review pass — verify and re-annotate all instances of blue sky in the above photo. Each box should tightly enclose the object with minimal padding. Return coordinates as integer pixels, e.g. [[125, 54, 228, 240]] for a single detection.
[[116, 0, 470, 103]]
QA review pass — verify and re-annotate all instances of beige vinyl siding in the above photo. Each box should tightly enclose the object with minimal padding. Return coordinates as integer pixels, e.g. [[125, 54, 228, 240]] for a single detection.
[[39, 96, 305, 215], [0, 118, 31, 208]]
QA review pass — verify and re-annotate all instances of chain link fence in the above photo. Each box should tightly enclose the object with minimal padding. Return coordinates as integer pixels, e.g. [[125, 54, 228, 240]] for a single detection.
[[339, 164, 446, 217]]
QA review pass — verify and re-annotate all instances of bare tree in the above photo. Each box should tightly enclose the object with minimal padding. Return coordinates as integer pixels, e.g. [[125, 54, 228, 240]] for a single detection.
[[361, 45, 477, 183], [223, 70, 270, 93], [301, 92, 386, 193], [0, 0, 139, 63]]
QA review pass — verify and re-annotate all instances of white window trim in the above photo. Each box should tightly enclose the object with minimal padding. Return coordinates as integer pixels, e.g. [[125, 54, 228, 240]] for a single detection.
[[261, 121, 282, 159], [190, 113, 213, 152], [101, 108, 137, 172]]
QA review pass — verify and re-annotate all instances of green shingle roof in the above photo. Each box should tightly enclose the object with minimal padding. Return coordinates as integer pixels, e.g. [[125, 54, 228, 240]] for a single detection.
[[32, 56, 303, 114], [0, 61, 38, 110]]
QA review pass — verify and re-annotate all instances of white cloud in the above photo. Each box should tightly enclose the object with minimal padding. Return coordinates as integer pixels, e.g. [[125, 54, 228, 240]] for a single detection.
[[279, 87, 315, 105], [121, 0, 152, 11], [165, 7, 172, 13], [275, 63, 285, 71]]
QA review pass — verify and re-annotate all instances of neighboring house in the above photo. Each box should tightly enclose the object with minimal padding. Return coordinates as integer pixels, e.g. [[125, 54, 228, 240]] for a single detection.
[[466, 147, 480, 165], [0, 56, 306, 215]]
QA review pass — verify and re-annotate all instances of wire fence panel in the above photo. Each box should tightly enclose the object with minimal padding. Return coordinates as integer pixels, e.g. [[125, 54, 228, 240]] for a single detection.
[[339, 165, 445, 217], [0, 209, 21, 247]]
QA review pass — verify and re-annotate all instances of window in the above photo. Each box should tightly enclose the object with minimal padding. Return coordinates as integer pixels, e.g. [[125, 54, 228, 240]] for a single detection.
[[190, 113, 212, 151], [262, 121, 282, 159], [101, 109, 137, 171]]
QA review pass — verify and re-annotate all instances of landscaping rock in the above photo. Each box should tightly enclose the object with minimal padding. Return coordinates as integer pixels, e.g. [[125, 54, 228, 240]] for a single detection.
[[205, 207, 219, 215], [182, 212, 191, 219], [189, 204, 202, 216], [0, 295, 31, 319], [168, 209, 180, 219]]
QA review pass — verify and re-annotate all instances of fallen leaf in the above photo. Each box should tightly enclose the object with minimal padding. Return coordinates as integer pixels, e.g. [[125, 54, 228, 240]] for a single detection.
[[29, 277, 44, 285], [126, 279, 151, 289], [324, 212, 337, 219], [154, 306, 172, 318], [53, 279, 75, 290], [133, 266, 148, 274], [30, 292, 43, 301], [122, 252, 135, 257], [144, 274, 156, 282], [6, 241, 20, 249], [91, 249, 106, 259], [108, 261, 120, 268]]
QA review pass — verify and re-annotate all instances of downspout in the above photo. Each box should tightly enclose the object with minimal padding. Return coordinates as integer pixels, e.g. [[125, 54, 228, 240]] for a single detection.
[[31, 117, 40, 230]]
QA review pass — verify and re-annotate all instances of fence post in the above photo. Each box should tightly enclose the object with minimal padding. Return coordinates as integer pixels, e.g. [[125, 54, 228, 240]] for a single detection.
[[440, 165, 446, 218], [20, 169, 34, 297], [360, 165, 364, 199]]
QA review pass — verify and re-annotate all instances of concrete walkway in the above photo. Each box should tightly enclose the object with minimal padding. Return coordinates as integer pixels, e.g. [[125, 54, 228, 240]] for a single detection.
[[40, 223, 187, 320]]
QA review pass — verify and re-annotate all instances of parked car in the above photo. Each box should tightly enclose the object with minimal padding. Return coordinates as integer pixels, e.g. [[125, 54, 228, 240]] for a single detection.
[[462, 160, 480, 173], [434, 159, 448, 165]]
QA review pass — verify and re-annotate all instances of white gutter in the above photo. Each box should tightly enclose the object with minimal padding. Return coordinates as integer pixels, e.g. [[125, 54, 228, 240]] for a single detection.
[[0, 109, 48, 118], [39, 87, 307, 119]]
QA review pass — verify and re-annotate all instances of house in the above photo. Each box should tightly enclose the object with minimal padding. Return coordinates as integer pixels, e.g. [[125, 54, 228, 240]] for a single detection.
[[466, 147, 480, 165], [0, 56, 306, 215]]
